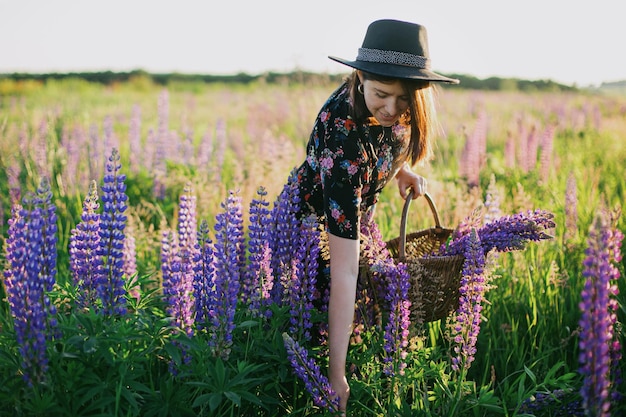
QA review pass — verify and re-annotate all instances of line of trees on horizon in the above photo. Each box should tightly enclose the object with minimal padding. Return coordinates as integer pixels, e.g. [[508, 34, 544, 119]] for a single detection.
[[0, 68, 588, 92]]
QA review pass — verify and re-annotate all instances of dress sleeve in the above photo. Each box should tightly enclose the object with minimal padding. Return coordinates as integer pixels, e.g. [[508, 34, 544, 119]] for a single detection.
[[318, 113, 364, 240]]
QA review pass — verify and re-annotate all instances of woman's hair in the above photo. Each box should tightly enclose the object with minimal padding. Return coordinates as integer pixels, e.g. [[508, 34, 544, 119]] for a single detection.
[[347, 71, 438, 166]]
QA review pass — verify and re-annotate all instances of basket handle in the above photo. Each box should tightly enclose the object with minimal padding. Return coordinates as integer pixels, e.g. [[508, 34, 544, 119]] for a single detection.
[[399, 189, 443, 259]]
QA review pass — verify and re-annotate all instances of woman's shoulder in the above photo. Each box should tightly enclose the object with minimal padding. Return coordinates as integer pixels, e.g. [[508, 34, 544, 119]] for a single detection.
[[321, 82, 352, 116]]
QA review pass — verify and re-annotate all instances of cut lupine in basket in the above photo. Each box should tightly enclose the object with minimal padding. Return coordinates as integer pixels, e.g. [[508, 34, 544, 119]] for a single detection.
[[438, 209, 556, 257]]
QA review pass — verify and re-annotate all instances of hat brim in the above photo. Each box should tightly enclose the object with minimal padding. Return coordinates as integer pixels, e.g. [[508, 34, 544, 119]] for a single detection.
[[328, 56, 459, 84]]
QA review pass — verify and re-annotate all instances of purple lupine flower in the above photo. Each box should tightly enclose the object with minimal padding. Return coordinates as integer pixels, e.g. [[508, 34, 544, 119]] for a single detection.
[[209, 191, 244, 359], [449, 229, 486, 373], [504, 130, 516, 169], [128, 104, 141, 173], [97, 148, 128, 315], [160, 231, 192, 374], [162, 186, 199, 338], [178, 184, 199, 253], [538, 125, 555, 183], [152, 90, 169, 199], [194, 219, 215, 331], [282, 333, 339, 413], [244, 187, 274, 316], [269, 169, 301, 303], [213, 118, 227, 183], [443, 209, 555, 257], [578, 210, 624, 417], [4, 205, 48, 386], [459, 111, 487, 188], [285, 215, 320, 342], [354, 212, 390, 333], [69, 180, 102, 309], [374, 257, 410, 377], [3, 179, 59, 386], [123, 233, 140, 302], [33, 178, 59, 332], [196, 128, 214, 173], [525, 124, 540, 172]]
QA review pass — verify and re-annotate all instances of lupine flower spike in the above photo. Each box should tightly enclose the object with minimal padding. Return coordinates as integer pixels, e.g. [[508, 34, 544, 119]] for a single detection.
[[243, 186, 274, 316], [3, 178, 59, 386], [449, 229, 487, 373], [578, 208, 623, 417], [69, 180, 102, 309], [443, 209, 555, 257], [286, 215, 320, 342], [97, 148, 128, 315], [283, 333, 340, 413], [209, 191, 244, 359]]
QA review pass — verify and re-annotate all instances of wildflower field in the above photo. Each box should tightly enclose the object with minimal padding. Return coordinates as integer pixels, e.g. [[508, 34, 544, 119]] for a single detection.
[[0, 77, 625, 416]]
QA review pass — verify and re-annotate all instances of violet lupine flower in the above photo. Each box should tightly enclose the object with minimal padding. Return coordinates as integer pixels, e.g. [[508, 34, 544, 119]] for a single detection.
[[578, 210, 624, 417], [162, 187, 199, 338], [539, 125, 555, 183], [96, 148, 128, 315], [209, 191, 245, 359], [244, 187, 274, 316], [373, 257, 410, 377], [33, 178, 59, 332], [178, 184, 199, 254], [282, 333, 339, 413], [164, 246, 195, 338], [449, 229, 486, 373], [69, 180, 102, 309], [213, 118, 227, 183], [123, 233, 140, 301], [3, 180, 59, 386], [269, 169, 301, 303], [160, 231, 193, 374], [442, 209, 555, 257], [128, 104, 141, 174], [4, 205, 48, 386], [285, 215, 320, 342], [354, 213, 390, 332], [194, 220, 215, 332], [459, 111, 487, 188]]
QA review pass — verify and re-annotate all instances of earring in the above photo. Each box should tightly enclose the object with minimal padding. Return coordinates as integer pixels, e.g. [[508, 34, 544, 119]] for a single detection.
[[358, 83, 364, 94]]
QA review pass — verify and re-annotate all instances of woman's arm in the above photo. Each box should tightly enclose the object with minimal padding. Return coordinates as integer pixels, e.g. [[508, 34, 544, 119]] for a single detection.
[[327, 232, 360, 412], [395, 162, 427, 199]]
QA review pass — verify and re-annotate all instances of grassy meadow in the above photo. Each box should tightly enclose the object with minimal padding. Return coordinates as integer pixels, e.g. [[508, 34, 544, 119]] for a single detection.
[[0, 76, 625, 416]]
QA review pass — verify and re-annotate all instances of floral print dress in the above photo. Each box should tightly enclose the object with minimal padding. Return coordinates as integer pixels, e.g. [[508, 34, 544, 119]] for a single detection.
[[295, 82, 410, 240]]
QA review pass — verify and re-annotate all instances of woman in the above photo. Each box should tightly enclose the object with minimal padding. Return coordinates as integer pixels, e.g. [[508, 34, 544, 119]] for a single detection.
[[291, 19, 458, 412]]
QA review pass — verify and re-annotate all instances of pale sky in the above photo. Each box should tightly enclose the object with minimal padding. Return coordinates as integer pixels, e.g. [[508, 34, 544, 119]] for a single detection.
[[1, 0, 624, 87]]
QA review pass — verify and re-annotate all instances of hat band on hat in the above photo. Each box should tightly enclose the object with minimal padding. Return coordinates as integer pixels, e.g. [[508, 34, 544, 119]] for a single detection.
[[357, 47, 431, 69]]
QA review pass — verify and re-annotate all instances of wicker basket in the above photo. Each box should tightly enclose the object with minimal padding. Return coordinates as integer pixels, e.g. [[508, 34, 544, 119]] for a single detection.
[[386, 191, 465, 323]]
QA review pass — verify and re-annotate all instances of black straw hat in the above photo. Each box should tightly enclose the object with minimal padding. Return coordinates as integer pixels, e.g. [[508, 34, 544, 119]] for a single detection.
[[329, 19, 459, 84]]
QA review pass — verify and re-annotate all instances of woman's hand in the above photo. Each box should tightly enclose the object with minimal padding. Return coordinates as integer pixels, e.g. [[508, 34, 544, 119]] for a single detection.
[[395, 162, 427, 199], [329, 374, 350, 413]]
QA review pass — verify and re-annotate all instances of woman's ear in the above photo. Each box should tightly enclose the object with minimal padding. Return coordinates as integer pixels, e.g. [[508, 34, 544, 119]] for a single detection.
[[356, 70, 363, 84]]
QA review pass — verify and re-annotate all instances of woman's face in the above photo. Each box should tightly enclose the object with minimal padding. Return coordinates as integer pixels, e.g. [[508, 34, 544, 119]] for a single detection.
[[359, 75, 410, 127]]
